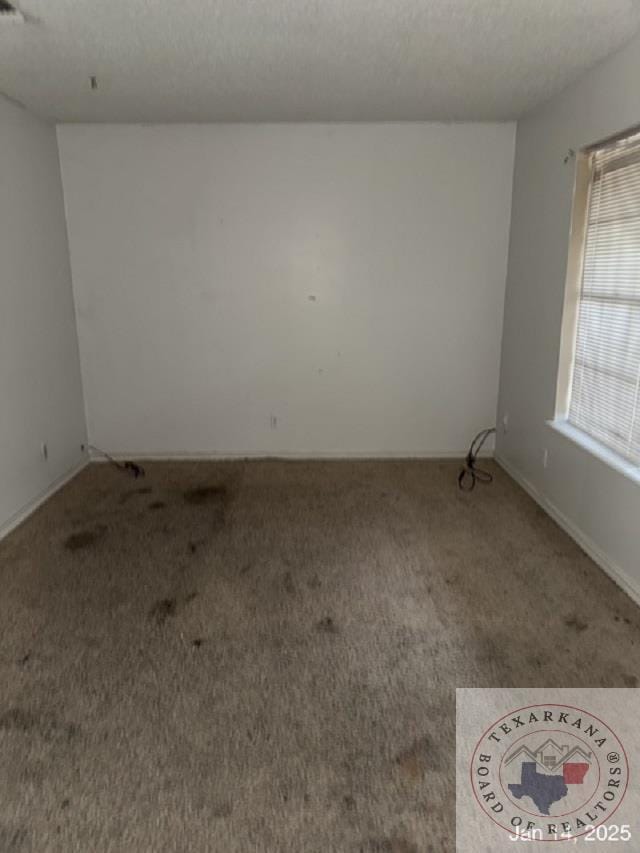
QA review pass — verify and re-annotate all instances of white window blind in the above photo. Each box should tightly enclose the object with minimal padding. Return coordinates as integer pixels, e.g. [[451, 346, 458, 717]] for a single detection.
[[568, 130, 640, 465]]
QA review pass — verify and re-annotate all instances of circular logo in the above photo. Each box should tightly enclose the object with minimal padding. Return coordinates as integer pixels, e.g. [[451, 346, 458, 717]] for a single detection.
[[470, 704, 629, 842]]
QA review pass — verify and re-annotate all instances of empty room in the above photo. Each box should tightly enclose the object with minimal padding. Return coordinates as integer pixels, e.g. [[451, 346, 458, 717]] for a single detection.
[[2, 1, 640, 850]]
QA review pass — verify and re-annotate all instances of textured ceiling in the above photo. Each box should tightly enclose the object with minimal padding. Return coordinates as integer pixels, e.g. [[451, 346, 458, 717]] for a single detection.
[[1, 0, 640, 122]]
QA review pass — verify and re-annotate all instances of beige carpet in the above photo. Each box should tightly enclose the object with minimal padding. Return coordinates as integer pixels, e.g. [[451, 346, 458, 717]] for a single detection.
[[0, 459, 638, 852]]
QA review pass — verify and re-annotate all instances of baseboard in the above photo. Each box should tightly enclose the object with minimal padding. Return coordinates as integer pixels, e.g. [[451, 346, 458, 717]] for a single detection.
[[495, 453, 640, 608], [89, 449, 492, 462], [0, 458, 89, 542]]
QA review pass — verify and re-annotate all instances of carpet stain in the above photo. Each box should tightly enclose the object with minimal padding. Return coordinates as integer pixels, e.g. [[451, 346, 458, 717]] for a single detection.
[[183, 484, 230, 533], [0, 708, 78, 742], [565, 616, 589, 633], [183, 485, 228, 506], [622, 674, 639, 687], [211, 802, 232, 819], [192, 638, 204, 648], [149, 598, 177, 625], [283, 571, 296, 595], [316, 616, 338, 634], [63, 525, 106, 552], [148, 501, 166, 510], [395, 735, 432, 781]]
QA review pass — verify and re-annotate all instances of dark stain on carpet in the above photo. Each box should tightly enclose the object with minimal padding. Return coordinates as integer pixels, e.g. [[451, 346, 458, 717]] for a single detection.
[[316, 616, 338, 633], [149, 598, 177, 625], [565, 616, 589, 632], [211, 802, 232, 819], [395, 735, 438, 780], [283, 571, 296, 595], [0, 708, 78, 742], [183, 485, 228, 506], [148, 501, 166, 510], [64, 525, 106, 552], [183, 484, 230, 533]]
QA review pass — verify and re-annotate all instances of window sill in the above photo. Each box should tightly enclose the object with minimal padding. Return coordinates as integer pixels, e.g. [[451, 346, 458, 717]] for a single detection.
[[547, 419, 640, 486]]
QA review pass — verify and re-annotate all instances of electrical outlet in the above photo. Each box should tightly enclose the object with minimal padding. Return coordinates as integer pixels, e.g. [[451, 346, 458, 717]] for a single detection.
[[543, 448, 549, 469], [502, 412, 509, 434], [40, 441, 48, 461]]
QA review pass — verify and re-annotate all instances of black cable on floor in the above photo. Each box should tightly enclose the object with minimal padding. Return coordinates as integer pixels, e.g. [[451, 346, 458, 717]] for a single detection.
[[458, 428, 495, 492], [88, 445, 145, 479]]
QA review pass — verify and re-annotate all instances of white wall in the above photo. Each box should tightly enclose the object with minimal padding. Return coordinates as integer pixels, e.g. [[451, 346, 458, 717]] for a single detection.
[[496, 33, 640, 600], [58, 122, 515, 457], [0, 97, 86, 535]]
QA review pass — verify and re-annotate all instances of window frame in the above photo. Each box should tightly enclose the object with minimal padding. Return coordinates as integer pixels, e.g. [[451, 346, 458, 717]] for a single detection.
[[553, 125, 640, 481], [555, 149, 593, 422]]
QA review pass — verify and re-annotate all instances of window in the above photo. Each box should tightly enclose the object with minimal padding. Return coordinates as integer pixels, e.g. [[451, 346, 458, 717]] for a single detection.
[[559, 129, 640, 467]]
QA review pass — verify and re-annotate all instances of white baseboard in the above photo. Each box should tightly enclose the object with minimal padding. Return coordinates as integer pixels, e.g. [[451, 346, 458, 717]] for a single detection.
[[0, 458, 89, 542], [495, 453, 640, 608], [88, 449, 490, 462]]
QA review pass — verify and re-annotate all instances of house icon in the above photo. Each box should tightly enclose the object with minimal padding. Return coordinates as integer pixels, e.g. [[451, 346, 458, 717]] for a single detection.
[[535, 739, 569, 769], [505, 739, 592, 774]]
